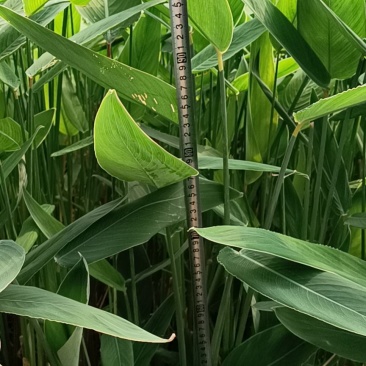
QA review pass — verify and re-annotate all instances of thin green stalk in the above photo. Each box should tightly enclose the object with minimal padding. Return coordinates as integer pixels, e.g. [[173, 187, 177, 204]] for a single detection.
[[216, 50, 230, 225], [309, 117, 328, 242], [264, 126, 300, 229], [129, 249, 139, 325], [166, 228, 187, 366], [211, 274, 233, 366], [234, 287, 253, 347], [301, 125, 314, 240], [319, 115, 350, 243], [362, 116, 366, 259]]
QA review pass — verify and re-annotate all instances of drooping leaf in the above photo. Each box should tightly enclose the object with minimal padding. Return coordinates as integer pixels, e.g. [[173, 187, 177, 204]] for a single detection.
[[294, 84, 366, 124], [0, 240, 25, 292], [222, 324, 316, 366], [0, 5, 178, 123], [345, 212, 366, 229], [191, 18, 265, 72], [94, 90, 197, 188], [89, 259, 126, 292], [242, 0, 330, 87], [194, 226, 366, 288], [275, 307, 366, 362], [188, 0, 233, 53], [218, 248, 366, 337], [0, 284, 174, 343], [0, 60, 20, 90], [34, 108, 55, 147], [298, 0, 365, 79], [51, 136, 93, 157]]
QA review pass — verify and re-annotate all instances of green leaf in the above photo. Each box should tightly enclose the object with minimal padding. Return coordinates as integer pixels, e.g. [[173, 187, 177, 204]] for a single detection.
[[294, 84, 366, 124], [17, 198, 124, 284], [94, 90, 197, 188], [23, 0, 49, 16], [188, 0, 233, 53], [222, 324, 316, 366], [134, 295, 175, 366], [194, 226, 366, 288], [2, 127, 42, 179], [101, 335, 133, 366], [0, 240, 25, 292], [218, 248, 366, 337], [275, 307, 366, 362], [89, 259, 126, 292], [55, 179, 241, 267], [191, 18, 265, 72], [34, 108, 55, 147], [23, 189, 64, 239], [0, 117, 22, 151], [345, 212, 366, 229], [0, 4, 178, 123], [70, 0, 92, 5], [298, 0, 365, 79], [242, 0, 330, 87], [16, 204, 55, 253], [51, 136, 93, 157], [45, 258, 89, 358], [0, 60, 20, 90], [0, 284, 174, 343]]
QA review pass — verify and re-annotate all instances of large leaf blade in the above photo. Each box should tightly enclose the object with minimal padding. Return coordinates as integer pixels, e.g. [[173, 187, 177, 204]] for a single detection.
[[0, 284, 174, 343], [0, 5, 178, 123], [94, 90, 197, 188], [242, 0, 330, 87], [0, 240, 25, 292], [218, 248, 366, 337], [194, 226, 366, 288]]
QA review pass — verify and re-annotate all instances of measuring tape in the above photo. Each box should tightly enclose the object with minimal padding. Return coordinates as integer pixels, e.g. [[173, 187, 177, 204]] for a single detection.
[[169, 1, 212, 364]]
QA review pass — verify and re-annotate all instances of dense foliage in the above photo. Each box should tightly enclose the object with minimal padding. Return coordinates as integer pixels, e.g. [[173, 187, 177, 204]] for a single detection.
[[1, 0, 366, 365]]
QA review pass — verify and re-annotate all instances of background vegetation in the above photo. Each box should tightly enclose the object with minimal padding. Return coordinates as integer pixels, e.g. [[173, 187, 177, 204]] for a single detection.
[[1, 0, 366, 365]]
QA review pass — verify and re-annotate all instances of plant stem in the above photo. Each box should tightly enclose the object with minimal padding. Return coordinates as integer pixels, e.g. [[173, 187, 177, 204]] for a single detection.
[[216, 50, 230, 225]]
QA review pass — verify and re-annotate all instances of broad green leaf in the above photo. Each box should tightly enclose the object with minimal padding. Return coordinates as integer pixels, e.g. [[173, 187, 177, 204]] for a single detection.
[[0, 5, 178, 123], [55, 179, 241, 267], [194, 226, 366, 288], [191, 18, 265, 72], [18, 180, 240, 281], [23, 189, 64, 239], [0, 60, 19, 89], [294, 84, 366, 124], [23, 0, 49, 16], [134, 295, 175, 366], [275, 307, 366, 362], [94, 90, 197, 188], [0, 284, 175, 343], [0, 240, 25, 292], [27, 0, 166, 78], [0, 2, 69, 61], [45, 258, 89, 362], [101, 335, 133, 366], [222, 324, 316, 366], [89, 259, 126, 292], [242, 0, 330, 88], [228, 0, 244, 26], [34, 108, 55, 147], [218, 248, 366, 337], [51, 136, 93, 157], [232, 57, 299, 93], [188, 0, 233, 53], [298, 0, 365, 79], [2, 127, 42, 179], [0, 117, 22, 151], [16, 204, 55, 253], [17, 198, 124, 284]]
